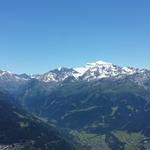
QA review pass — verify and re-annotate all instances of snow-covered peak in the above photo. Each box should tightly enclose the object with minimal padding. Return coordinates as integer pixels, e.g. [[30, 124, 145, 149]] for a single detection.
[[74, 60, 114, 78], [122, 67, 136, 74], [95, 60, 112, 65], [58, 67, 63, 71], [74, 60, 138, 80], [85, 60, 112, 68], [0, 70, 30, 81], [75, 60, 108, 71], [74, 67, 88, 76], [36, 67, 78, 82]]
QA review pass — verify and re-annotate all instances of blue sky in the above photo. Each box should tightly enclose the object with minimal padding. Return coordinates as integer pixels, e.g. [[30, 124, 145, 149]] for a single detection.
[[0, 0, 150, 73]]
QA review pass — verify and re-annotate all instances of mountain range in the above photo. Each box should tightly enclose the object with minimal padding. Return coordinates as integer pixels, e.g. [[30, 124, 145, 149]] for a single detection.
[[0, 60, 149, 84], [0, 60, 150, 150]]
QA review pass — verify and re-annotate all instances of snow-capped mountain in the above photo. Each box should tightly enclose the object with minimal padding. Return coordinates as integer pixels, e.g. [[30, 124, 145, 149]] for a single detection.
[[0, 70, 30, 93], [33, 67, 79, 82], [0, 60, 149, 84], [0, 70, 30, 82], [74, 60, 140, 80], [33, 60, 142, 82]]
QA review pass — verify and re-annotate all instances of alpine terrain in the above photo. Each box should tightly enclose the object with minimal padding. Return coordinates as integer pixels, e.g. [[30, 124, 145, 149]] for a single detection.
[[0, 60, 150, 150]]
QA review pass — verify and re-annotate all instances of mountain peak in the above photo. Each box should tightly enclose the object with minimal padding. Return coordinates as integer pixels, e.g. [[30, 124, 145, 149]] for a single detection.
[[55, 67, 74, 73], [95, 60, 112, 65], [58, 66, 64, 71], [85, 60, 113, 68]]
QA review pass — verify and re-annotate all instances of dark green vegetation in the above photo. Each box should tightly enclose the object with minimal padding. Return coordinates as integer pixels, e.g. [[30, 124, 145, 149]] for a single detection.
[[18, 79, 150, 134], [68, 130, 150, 150], [15, 77, 150, 150], [1, 74, 150, 149], [0, 91, 76, 150]]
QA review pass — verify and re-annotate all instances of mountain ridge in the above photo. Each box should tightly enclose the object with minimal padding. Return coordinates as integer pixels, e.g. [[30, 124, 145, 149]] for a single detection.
[[0, 60, 149, 83]]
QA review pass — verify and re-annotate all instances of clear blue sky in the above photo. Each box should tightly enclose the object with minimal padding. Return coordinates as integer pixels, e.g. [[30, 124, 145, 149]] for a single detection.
[[0, 0, 150, 74]]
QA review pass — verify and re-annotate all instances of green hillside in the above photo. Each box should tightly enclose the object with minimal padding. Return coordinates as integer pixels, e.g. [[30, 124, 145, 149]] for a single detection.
[[0, 91, 76, 150]]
